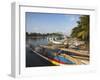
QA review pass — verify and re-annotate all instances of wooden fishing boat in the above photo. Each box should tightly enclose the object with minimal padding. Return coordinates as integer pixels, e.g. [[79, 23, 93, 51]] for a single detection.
[[31, 46, 83, 65], [39, 45, 89, 64], [47, 37, 67, 45]]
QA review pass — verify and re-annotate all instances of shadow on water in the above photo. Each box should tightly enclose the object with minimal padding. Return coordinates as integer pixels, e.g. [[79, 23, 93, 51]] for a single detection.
[[26, 38, 56, 67], [26, 47, 56, 67]]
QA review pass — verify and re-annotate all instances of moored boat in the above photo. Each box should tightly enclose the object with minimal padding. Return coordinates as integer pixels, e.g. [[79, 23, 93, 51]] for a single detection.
[[47, 36, 68, 45], [31, 46, 82, 65]]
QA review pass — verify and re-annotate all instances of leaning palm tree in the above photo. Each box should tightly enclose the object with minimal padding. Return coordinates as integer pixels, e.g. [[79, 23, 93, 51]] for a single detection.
[[77, 16, 89, 41], [71, 15, 89, 42]]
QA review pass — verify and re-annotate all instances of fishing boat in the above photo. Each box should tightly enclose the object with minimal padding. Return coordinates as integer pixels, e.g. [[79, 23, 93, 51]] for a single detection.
[[31, 46, 81, 65], [47, 36, 67, 45], [47, 36, 85, 48], [39, 45, 89, 64]]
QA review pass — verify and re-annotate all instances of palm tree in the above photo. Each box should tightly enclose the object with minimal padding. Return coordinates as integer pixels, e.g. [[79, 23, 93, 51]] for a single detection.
[[71, 15, 89, 42]]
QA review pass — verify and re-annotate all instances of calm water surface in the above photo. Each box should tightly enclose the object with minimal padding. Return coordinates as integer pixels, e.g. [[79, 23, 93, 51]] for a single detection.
[[26, 37, 55, 67]]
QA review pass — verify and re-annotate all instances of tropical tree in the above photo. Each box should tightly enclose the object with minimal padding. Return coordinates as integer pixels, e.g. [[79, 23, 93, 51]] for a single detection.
[[71, 15, 89, 42]]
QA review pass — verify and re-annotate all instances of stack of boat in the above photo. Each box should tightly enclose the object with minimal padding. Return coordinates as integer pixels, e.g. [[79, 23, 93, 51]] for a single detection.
[[32, 45, 89, 65]]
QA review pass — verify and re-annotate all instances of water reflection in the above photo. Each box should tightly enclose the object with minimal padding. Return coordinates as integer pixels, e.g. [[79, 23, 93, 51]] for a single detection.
[[26, 37, 55, 67], [26, 37, 48, 47]]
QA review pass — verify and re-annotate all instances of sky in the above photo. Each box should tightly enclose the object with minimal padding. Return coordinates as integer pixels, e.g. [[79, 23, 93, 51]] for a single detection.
[[26, 12, 81, 36]]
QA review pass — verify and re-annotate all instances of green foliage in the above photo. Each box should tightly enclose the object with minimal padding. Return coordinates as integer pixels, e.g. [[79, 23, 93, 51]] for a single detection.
[[26, 32, 63, 37], [71, 15, 89, 42]]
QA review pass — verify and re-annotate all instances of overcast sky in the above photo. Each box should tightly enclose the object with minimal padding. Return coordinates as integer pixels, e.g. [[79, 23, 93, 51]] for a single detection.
[[26, 12, 81, 36]]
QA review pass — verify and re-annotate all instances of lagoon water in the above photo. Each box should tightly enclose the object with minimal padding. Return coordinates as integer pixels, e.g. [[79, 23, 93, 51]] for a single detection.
[[26, 37, 55, 67], [26, 38, 48, 47]]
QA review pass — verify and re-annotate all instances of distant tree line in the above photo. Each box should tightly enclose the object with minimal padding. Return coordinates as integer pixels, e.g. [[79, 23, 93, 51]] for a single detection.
[[26, 32, 63, 37]]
